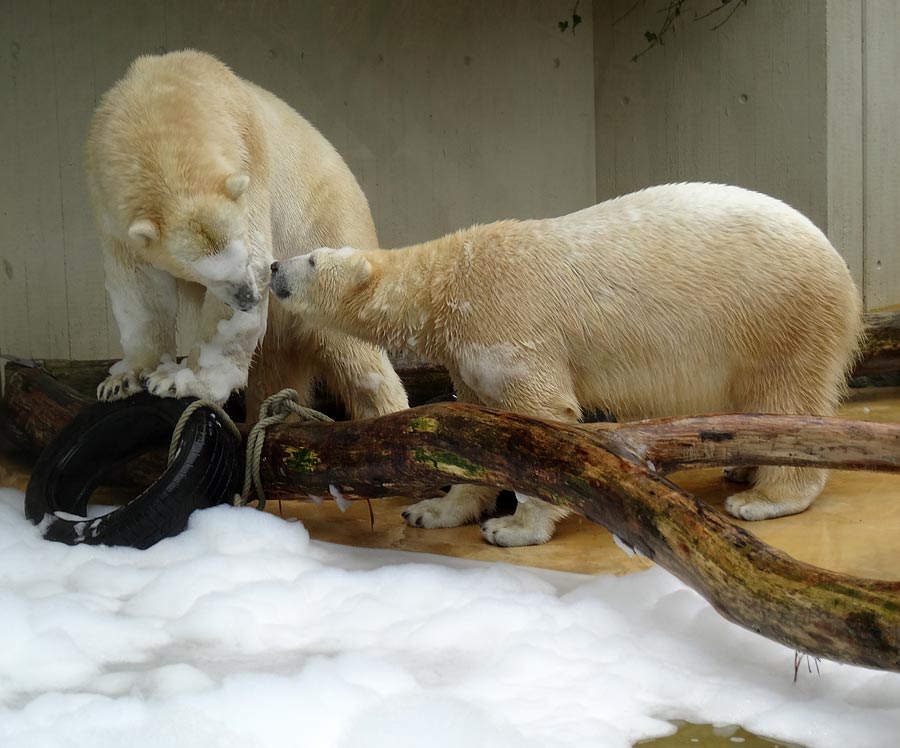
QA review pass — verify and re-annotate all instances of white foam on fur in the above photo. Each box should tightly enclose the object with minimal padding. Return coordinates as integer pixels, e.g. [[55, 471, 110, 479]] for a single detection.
[[191, 239, 250, 284], [0, 487, 896, 748]]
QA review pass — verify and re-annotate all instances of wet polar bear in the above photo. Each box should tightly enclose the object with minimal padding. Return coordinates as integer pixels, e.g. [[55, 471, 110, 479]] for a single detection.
[[271, 183, 863, 546], [86, 50, 407, 417]]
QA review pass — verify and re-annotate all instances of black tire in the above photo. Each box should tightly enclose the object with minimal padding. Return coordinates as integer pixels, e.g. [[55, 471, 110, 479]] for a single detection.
[[25, 393, 243, 549]]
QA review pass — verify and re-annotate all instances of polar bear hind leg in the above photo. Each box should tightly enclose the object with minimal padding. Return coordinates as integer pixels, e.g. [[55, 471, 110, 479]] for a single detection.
[[723, 355, 845, 521]]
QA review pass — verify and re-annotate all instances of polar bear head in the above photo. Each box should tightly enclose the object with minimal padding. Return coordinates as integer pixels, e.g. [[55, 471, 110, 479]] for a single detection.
[[126, 174, 263, 311], [269, 246, 373, 322]]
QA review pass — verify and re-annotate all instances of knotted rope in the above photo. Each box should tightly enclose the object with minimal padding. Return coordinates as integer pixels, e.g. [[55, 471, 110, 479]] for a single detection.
[[167, 389, 333, 511]]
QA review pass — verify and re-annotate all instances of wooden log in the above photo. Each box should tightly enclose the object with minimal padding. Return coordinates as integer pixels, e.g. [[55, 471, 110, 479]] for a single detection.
[[853, 310, 900, 377], [0, 362, 90, 452], [582, 414, 900, 475], [0, 364, 169, 486], [255, 404, 900, 672]]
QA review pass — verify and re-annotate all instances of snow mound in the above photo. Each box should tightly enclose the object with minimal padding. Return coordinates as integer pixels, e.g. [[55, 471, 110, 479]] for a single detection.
[[0, 488, 897, 748]]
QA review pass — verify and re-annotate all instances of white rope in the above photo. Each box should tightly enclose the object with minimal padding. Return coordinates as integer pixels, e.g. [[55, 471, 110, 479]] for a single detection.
[[168, 399, 242, 465], [166, 389, 333, 511]]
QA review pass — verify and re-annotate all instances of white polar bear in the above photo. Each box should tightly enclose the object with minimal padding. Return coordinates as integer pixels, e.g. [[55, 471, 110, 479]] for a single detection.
[[270, 183, 863, 546], [85, 49, 408, 418]]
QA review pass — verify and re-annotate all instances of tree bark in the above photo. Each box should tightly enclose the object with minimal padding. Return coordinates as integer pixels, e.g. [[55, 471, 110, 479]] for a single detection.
[[853, 309, 900, 377], [254, 404, 900, 672]]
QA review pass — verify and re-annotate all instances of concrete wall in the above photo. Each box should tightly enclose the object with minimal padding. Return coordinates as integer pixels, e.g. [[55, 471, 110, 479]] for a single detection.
[[594, 0, 900, 311], [862, 0, 900, 309], [0, 0, 596, 361], [594, 0, 830, 263], [2, 0, 898, 367]]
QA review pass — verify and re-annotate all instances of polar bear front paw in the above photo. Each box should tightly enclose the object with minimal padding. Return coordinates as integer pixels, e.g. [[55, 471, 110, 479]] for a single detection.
[[97, 370, 145, 401], [144, 361, 232, 404], [144, 362, 203, 400], [402, 486, 497, 529], [402, 496, 474, 528]]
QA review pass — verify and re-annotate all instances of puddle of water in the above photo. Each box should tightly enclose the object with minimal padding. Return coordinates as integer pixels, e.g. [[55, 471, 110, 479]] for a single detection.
[[635, 721, 805, 747]]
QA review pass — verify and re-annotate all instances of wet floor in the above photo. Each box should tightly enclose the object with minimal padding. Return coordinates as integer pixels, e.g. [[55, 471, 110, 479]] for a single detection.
[[635, 721, 803, 747]]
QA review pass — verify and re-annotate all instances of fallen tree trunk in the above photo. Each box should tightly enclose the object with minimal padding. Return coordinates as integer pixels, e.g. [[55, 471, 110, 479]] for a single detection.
[[582, 414, 900, 475], [0, 364, 169, 486], [4, 362, 900, 671], [255, 404, 900, 672]]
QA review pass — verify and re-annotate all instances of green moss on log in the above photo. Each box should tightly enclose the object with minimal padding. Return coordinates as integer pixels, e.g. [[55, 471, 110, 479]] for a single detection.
[[413, 448, 486, 478], [283, 446, 321, 474], [409, 416, 439, 433]]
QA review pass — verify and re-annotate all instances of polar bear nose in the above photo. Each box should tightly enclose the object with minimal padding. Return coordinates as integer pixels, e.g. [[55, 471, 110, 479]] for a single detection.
[[270, 261, 280, 274], [233, 284, 261, 312]]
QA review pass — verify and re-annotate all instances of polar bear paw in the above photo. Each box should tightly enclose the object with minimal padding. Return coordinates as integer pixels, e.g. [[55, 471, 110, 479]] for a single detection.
[[402, 486, 497, 529], [480, 514, 554, 547], [97, 370, 145, 401], [480, 496, 568, 547], [724, 489, 813, 521], [145, 366, 225, 404], [402, 496, 476, 529], [142, 360, 218, 403]]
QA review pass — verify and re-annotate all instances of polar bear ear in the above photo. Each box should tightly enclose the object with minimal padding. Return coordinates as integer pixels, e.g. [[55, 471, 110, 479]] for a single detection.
[[127, 219, 159, 246], [350, 256, 373, 285], [225, 174, 250, 200]]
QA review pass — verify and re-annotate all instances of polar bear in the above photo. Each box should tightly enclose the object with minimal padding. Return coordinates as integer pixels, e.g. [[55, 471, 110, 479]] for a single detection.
[[85, 49, 408, 418], [270, 183, 863, 547]]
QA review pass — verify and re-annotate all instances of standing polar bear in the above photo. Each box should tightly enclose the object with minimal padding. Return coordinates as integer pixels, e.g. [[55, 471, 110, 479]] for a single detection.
[[85, 50, 407, 418], [271, 183, 863, 547]]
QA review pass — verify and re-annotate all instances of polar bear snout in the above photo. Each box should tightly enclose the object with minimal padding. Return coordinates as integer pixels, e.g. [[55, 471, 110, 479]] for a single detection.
[[269, 261, 293, 300], [230, 282, 262, 311]]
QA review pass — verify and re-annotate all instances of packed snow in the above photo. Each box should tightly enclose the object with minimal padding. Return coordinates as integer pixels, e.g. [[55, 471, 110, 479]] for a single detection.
[[0, 487, 897, 748]]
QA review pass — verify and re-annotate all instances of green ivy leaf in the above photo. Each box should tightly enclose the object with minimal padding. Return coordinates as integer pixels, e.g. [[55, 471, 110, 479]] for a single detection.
[[558, 19, 569, 32]]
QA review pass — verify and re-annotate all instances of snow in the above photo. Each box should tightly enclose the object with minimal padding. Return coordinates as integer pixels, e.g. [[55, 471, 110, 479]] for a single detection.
[[356, 372, 385, 393], [191, 240, 250, 285], [194, 307, 266, 401], [328, 484, 351, 513], [457, 343, 534, 402], [0, 486, 897, 748]]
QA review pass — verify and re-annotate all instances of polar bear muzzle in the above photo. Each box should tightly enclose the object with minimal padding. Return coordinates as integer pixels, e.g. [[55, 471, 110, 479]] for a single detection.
[[269, 261, 293, 300], [230, 282, 262, 311]]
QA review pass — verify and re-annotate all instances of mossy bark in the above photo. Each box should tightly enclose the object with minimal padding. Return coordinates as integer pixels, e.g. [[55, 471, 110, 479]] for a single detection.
[[257, 404, 900, 672]]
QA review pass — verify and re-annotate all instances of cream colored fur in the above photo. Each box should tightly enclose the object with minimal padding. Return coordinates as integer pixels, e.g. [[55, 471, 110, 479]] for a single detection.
[[271, 183, 863, 546], [85, 49, 407, 417]]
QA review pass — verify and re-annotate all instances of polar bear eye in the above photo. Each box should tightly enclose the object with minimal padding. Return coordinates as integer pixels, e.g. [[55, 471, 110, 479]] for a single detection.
[[308, 256, 316, 268]]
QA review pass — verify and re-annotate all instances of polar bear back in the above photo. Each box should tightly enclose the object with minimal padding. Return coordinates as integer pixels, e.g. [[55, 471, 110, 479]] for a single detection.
[[440, 183, 861, 419]]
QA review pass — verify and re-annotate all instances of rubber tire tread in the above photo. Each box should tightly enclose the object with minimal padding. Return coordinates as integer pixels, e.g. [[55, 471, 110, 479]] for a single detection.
[[25, 393, 243, 549]]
